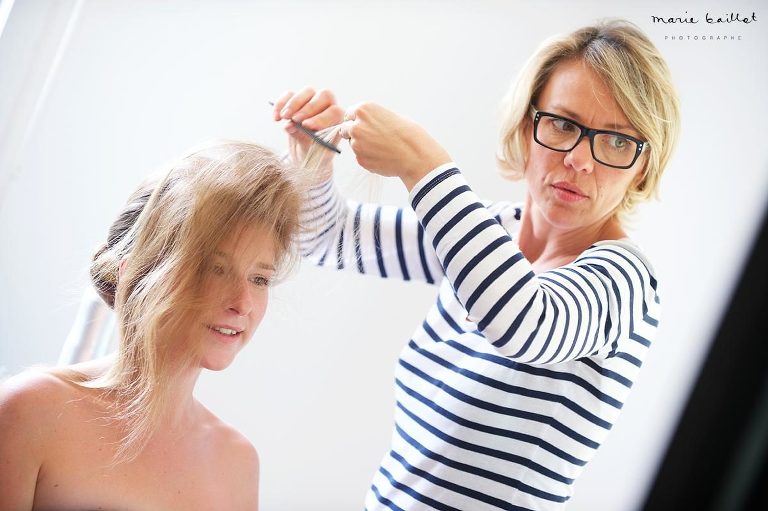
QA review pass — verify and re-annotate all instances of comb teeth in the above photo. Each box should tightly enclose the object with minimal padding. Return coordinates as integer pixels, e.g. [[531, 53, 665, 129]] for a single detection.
[[269, 100, 342, 154], [293, 122, 342, 154]]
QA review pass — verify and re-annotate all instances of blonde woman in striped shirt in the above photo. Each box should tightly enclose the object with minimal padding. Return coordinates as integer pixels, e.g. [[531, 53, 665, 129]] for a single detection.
[[275, 19, 679, 510]]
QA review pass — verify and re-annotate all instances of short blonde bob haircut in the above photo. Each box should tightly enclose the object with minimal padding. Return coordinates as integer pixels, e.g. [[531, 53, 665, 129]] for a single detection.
[[497, 19, 680, 218]]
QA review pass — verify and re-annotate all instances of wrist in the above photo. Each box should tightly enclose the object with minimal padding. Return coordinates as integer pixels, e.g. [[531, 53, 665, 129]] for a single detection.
[[407, 162, 460, 207], [401, 150, 451, 192]]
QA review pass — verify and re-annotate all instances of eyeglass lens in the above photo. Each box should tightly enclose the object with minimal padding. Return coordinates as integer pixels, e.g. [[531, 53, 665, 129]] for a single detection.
[[536, 114, 638, 168]]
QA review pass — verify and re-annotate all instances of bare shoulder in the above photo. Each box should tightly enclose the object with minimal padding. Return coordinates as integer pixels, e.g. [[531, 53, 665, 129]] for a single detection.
[[1, 358, 112, 424], [0, 368, 74, 424], [0, 369, 75, 507], [204, 410, 260, 470], [0, 368, 85, 452], [196, 406, 260, 506]]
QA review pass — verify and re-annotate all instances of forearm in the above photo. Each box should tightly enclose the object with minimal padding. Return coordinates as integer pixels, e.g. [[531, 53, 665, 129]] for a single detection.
[[299, 178, 443, 283]]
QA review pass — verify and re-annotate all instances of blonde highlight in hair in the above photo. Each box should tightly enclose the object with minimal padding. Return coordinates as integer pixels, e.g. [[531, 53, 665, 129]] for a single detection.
[[497, 19, 680, 221], [58, 140, 306, 464]]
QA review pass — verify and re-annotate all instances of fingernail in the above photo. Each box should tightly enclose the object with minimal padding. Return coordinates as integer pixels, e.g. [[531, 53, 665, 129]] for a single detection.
[[280, 108, 289, 117], [292, 112, 305, 123]]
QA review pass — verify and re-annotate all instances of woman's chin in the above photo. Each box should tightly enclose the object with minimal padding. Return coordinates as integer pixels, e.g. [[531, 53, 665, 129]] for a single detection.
[[198, 348, 241, 371]]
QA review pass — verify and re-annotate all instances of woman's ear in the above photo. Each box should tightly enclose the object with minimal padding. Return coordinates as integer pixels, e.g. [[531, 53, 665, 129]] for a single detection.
[[521, 116, 533, 172], [118, 257, 129, 280], [632, 173, 644, 190], [521, 115, 533, 143], [631, 158, 650, 191]]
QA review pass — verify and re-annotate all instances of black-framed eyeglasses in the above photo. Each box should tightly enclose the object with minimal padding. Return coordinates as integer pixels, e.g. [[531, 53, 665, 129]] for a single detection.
[[531, 108, 647, 170]]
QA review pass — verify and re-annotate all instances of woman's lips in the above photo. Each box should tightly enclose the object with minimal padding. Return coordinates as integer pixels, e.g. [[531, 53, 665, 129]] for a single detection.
[[206, 324, 244, 342], [552, 182, 588, 202]]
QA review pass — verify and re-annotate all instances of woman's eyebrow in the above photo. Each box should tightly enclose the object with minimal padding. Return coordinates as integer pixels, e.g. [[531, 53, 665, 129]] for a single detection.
[[214, 251, 276, 271], [549, 105, 636, 132]]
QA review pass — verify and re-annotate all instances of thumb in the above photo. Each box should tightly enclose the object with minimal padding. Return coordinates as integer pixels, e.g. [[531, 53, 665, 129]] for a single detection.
[[338, 120, 356, 140]]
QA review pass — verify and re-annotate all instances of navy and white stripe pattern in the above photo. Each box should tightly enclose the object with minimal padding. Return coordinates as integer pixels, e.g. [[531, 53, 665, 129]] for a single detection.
[[299, 164, 661, 510]]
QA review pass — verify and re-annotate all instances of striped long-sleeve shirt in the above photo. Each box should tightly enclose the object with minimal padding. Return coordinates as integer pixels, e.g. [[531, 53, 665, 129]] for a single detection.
[[299, 163, 661, 510]]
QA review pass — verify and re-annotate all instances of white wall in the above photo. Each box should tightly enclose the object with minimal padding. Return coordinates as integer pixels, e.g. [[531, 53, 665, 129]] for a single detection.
[[1, 1, 766, 509]]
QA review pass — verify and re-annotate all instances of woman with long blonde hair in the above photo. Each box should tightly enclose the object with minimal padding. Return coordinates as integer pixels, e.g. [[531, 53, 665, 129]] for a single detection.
[[0, 140, 303, 510]]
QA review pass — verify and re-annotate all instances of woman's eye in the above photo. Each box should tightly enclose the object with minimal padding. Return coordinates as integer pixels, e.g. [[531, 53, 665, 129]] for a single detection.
[[250, 275, 271, 287], [608, 135, 629, 151], [552, 118, 577, 132]]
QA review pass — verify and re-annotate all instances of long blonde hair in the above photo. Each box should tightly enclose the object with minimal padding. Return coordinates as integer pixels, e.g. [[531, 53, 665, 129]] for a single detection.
[[497, 19, 680, 220], [59, 140, 305, 463]]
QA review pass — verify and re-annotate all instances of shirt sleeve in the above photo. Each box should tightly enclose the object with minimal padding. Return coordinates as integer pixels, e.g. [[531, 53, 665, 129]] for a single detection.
[[298, 173, 446, 284], [409, 165, 661, 365]]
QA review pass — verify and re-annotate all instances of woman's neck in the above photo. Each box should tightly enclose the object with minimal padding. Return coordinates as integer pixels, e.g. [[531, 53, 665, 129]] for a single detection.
[[83, 355, 203, 429], [517, 194, 625, 270], [157, 365, 203, 429]]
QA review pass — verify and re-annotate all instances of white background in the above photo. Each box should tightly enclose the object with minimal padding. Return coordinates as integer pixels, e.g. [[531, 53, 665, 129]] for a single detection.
[[1, 1, 766, 510]]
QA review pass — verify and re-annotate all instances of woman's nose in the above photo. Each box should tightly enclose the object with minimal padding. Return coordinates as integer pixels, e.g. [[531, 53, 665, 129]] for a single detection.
[[227, 280, 254, 316], [563, 137, 595, 174]]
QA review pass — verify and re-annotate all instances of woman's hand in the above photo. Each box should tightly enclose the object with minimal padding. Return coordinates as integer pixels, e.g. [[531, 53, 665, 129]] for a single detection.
[[339, 102, 451, 191], [272, 87, 345, 179]]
